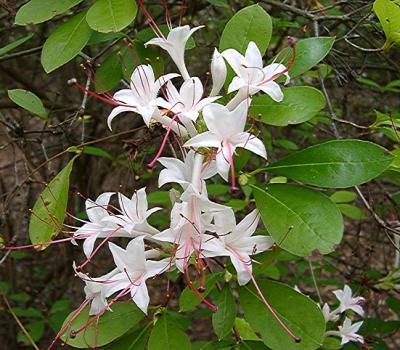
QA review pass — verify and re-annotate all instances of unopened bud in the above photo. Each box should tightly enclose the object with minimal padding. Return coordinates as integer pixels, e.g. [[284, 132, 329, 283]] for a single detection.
[[210, 48, 227, 97], [238, 173, 249, 186]]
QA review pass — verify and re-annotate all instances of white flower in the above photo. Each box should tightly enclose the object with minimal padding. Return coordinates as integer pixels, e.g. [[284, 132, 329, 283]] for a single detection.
[[104, 188, 160, 237], [202, 209, 274, 285], [107, 237, 170, 314], [73, 192, 122, 258], [333, 285, 365, 317], [157, 78, 219, 133], [222, 41, 289, 101], [73, 263, 119, 315], [337, 318, 364, 345], [184, 99, 267, 181], [158, 150, 217, 189], [210, 48, 227, 97], [146, 25, 203, 80], [322, 303, 340, 323], [107, 64, 178, 128]]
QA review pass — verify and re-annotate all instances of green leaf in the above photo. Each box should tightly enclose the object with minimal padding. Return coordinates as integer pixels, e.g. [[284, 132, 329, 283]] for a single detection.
[[250, 87, 326, 126], [0, 34, 33, 56], [41, 12, 92, 73], [264, 140, 394, 188], [329, 191, 357, 203], [29, 157, 76, 246], [61, 303, 144, 348], [82, 146, 113, 159], [212, 285, 237, 340], [219, 4, 272, 54], [86, 0, 138, 33], [8, 89, 48, 120], [239, 280, 325, 350], [277, 37, 335, 77], [104, 325, 151, 350], [337, 204, 365, 220], [373, 0, 400, 49], [94, 49, 123, 93], [148, 313, 191, 350], [387, 296, 400, 317], [321, 337, 342, 350], [179, 273, 220, 312], [15, 0, 83, 25], [253, 184, 343, 256], [207, 0, 228, 7], [234, 318, 260, 341]]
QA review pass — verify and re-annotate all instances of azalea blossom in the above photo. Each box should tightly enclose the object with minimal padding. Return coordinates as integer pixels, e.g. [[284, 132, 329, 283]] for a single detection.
[[202, 209, 274, 285], [322, 303, 340, 323], [146, 25, 203, 80], [222, 41, 289, 99], [107, 64, 183, 132], [210, 48, 227, 97], [73, 192, 120, 258], [326, 318, 364, 345], [103, 187, 160, 238], [106, 237, 170, 314], [73, 263, 119, 315], [184, 99, 267, 181], [157, 78, 219, 135], [333, 285, 365, 317], [158, 150, 217, 189]]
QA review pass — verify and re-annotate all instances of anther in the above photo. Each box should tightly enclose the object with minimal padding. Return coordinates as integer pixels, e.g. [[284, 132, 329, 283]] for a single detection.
[[288, 36, 297, 47], [230, 186, 240, 194], [294, 337, 302, 343], [67, 78, 77, 86], [197, 286, 206, 293], [69, 330, 77, 339]]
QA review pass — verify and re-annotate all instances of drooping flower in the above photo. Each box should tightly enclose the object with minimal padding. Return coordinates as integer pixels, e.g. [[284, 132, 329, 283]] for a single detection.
[[210, 48, 227, 97], [106, 237, 170, 314], [158, 150, 217, 189], [333, 285, 365, 317], [107, 64, 179, 128], [184, 99, 267, 181], [103, 187, 160, 237], [222, 41, 289, 103], [146, 25, 204, 80], [202, 209, 274, 285]]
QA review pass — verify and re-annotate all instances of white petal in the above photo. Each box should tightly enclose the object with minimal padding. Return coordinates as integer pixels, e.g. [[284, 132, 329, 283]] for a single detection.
[[216, 152, 230, 182], [107, 106, 136, 130], [83, 236, 98, 259], [132, 283, 149, 315], [259, 81, 284, 102], [222, 48, 244, 76], [233, 132, 267, 159], [184, 131, 221, 149], [228, 76, 245, 94], [245, 42, 263, 69], [230, 253, 252, 286]]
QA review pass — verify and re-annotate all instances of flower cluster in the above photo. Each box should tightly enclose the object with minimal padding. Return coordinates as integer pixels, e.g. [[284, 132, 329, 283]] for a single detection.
[[56, 19, 295, 343], [323, 285, 366, 345]]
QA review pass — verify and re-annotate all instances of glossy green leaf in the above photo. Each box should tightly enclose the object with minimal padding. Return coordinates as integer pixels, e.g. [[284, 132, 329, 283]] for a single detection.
[[179, 273, 220, 312], [61, 303, 144, 348], [265, 140, 394, 188], [86, 0, 137, 33], [250, 87, 326, 126], [0, 34, 33, 56], [337, 204, 365, 220], [219, 4, 272, 54], [253, 184, 343, 256], [15, 0, 83, 25], [277, 37, 335, 77], [373, 0, 400, 49], [321, 337, 341, 350], [239, 341, 271, 349], [8, 89, 48, 120], [212, 285, 237, 339], [41, 12, 92, 73], [329, 191, 357, 203], [29, 157, 76, 246], [104, 325, 151, 350], [82, 146, 114, 159], [239, 280, 325, 350], [148, 313, 191, 350]]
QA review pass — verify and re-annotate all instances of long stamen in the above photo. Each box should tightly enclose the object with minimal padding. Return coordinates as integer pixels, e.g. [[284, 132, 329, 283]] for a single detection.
[[147, 113, 181, 169], [135, 0, 165, 39], [47, 298, 91, 350], [1, 236, 80, 251]]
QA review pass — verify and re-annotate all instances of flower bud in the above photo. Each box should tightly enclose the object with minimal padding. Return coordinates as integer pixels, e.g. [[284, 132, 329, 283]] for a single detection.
[[238, 173, 249, 186], [210, 48, 227, 97]]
